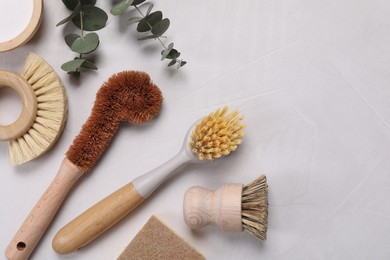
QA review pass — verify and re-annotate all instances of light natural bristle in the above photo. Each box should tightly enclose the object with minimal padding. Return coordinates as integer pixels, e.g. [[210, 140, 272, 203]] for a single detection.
[[189, 106, 245, 160], [242, 175, 268, 241], [8, 53, 67, 165]]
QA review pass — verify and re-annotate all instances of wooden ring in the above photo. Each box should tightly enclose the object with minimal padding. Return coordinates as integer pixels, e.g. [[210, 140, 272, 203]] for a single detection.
[[0, 0, 43, 52], [0, 71, 37, 141]]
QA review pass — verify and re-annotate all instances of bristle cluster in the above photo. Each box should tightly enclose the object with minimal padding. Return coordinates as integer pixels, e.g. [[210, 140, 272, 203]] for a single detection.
[[66, 71, 162, 171], [9, 53, 67, 165], [189, 106, 245, 160], [241, 175, 268, 241]]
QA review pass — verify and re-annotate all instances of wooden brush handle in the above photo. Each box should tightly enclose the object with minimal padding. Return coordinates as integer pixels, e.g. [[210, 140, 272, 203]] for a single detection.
[[52, 182, 144, 254], [5, 158, 84, 260], [183, 184, 243, 232]]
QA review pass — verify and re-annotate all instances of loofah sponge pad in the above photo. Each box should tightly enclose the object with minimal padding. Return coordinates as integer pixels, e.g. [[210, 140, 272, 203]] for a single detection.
[[118, 216, 205, 260]]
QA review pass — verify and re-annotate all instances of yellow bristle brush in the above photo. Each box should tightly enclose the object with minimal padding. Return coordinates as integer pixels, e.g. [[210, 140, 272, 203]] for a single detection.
[[52, 106, 245, 254], [0, 53, 67, 165]]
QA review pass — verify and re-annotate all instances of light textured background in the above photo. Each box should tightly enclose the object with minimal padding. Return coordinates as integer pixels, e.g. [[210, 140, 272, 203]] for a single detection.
[[1, 0, 390, 259]]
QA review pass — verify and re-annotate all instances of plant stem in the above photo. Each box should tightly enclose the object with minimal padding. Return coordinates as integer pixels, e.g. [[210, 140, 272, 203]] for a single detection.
[[134, 5, 168, 49]]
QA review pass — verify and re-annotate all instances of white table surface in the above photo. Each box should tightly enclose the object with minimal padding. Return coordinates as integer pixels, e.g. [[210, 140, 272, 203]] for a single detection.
[[1, 0, 390, 259]]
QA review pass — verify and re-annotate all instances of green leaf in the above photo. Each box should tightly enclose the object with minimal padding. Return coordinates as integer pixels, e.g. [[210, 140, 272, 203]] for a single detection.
[[62, 0, 96, 11], [166, 48, 180, 59], [151, 18, 170, 36], [167, 59, 176, 67], [137, 11, 162, 32], [146, 4, 154, 15], [80, 59, 98, 70], [138, 35, 159, 41], [110, 0, 134, 16], [62, 0, 78, 10], [72, 5, 108, 31], [127, 16, 143, 25], [71, 33, 99, 54], [61, 59, 86, 72], [64, 34, 80, 48], [132, 0, 146, 5], [57, 3, 81, 26], [161, 43, 174, 60], [180, 61, 187, 67]]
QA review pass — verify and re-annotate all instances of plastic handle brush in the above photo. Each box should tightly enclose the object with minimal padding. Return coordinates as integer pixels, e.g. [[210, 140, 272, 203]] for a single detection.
[[52, 106, 246, 254]]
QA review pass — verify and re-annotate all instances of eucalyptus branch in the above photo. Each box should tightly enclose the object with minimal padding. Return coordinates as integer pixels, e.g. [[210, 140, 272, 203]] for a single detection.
[[57, 0, 108, 78], [111, 0, 186, 68]]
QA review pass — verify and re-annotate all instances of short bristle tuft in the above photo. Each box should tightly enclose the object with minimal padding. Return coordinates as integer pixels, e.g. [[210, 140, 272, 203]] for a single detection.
[[189, 106, 245, 160], [8, 53, 67, 165], [242, 175, 268, 241]]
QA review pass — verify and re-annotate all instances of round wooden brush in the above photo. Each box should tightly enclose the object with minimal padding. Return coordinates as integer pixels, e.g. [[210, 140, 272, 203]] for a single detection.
[[184, 175, 268, 241], [0, 53, 67, 165], [5, 71, 163, 260], [52, 106, 245, 254]]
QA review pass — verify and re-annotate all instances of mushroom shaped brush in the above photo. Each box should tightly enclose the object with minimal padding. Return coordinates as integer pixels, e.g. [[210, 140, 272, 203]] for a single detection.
[[184, 175, 268, 241], [5, 71, 162, 260], [52, 106, 245, 254]]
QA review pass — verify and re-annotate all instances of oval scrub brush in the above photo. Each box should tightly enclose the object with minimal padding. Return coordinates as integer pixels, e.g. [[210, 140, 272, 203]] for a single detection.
[[0, 53, 67, 165], [184, 175, 268, 241], [52, 106, 245, 254], [5, 71, 163, 260]]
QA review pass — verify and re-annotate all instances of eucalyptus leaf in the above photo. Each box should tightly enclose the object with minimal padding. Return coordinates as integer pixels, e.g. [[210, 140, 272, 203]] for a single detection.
[[137, 11, 162, 32], [167, 60, 176, 67], [151, 18, 170, 36], [180, 61, 187, 67], [166, 49, 180, 59], [72, 5, 108, 31], [65, 34, 80, 48], [132, 0, 146, 5], [146, 4, 154, 15], [138, 35, 159, 41], [161, 43, 174, 60], [62, 0, 78, 11], [110, 0, 134, 16], [62, 0, 96, 11], [71, 33, 99, 54], [80, 59, 98, 70], [61, 59, 86, 72], [127, 16, 143, 25], [57, 3, 81, 26]]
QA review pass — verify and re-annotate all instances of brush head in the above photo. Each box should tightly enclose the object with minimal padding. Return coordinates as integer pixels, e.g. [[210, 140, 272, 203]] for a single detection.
[[242, 175, 268, 241], [189, 106, 245, 160], [66, 71, 163, 172], [4, 53, 67, 165]]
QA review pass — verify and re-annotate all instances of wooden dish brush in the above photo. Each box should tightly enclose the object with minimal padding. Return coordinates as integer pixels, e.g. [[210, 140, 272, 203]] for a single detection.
[[184, 175, 268, 241], [52, 106, 245, 254], [0, 52, 67, 165], [5, 71, 163, 260]]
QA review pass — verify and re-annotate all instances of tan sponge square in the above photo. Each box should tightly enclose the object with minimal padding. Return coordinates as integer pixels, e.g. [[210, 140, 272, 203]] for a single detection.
[[118, 215, 205, 260]]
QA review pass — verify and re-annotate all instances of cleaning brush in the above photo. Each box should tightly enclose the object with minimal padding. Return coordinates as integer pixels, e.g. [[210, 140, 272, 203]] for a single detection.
[[183, 175, 268, 241], [0, 53, 67, 165], [5, 71, 163, 260], [52, 106, 245, 254]]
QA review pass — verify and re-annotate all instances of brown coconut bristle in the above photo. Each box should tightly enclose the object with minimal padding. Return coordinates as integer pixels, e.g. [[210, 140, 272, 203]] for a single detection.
[[189, 106, 245, 160], [242, 175, 268, 241], [66, 71, 163, 171]]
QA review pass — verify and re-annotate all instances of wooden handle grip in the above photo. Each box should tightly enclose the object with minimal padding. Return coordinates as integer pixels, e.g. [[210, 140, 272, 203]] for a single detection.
[[52, 183, 144, 254], [5, 158, 84, 260], [183, 184, 243, 232]]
